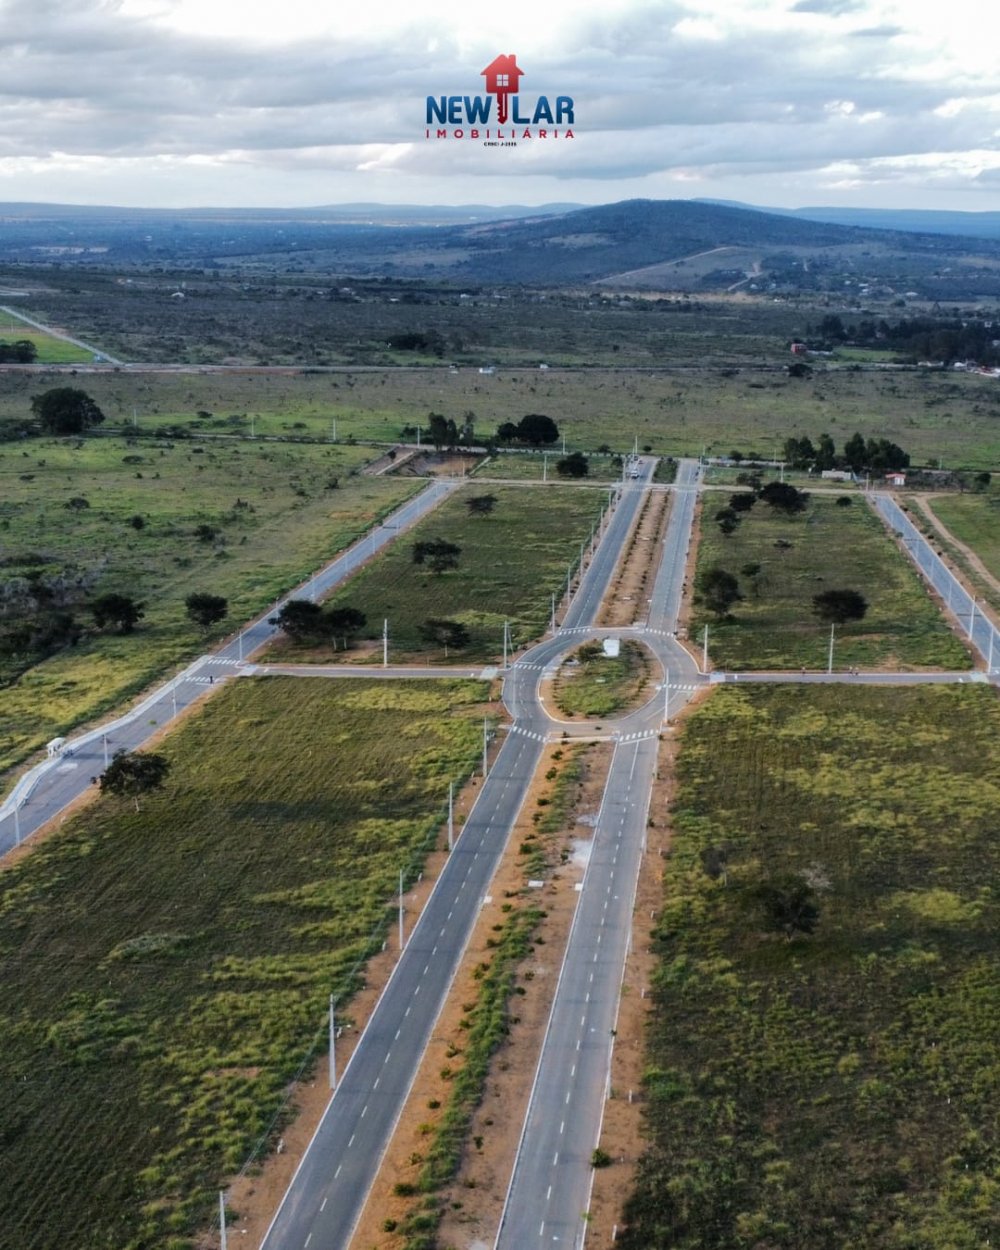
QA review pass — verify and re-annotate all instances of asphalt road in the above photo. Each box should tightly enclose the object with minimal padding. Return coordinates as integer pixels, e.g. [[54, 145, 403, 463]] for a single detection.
[[869, 490, 1000, 671], [495, 459, 704, 1250], [259, 462, 656, 1249]]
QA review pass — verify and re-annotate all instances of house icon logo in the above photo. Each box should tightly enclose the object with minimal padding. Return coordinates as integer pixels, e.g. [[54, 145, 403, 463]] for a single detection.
[[425, 54, 575, 146], [481, 54, 524, 125]]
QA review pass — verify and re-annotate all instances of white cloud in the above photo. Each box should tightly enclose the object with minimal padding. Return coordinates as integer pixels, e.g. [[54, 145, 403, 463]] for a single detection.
[[0, 0, 997, 208]]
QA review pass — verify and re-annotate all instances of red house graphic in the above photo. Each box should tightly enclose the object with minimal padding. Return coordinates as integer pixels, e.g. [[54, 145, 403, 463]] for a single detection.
[[482, 54, 524, 124]]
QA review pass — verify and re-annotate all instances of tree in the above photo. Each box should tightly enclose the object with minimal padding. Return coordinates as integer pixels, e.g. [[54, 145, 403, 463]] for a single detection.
[[496, 421, 519, 443], [843, 432, 867, 473], [271, 599, 326, 641], [31, 387, 105, 435], [185, 592, 228, 629], [427, 412, 458, 451], [0, 339, 37, 363], [815, 432, 837, 471], [759, 481, 809, 514], [782, 436, 815, 470], [326, 606, 367, 649], [715, 507, 740, 536], [466, 493, 498, 515], [412, 538, 461, 574], [556, 451, 589, 478], [419, 618, 471, 653], [697, 567, 743, 618], [812, 588, 868, 624], [728, 492, 756, 513], [751, 874, 819, 939], [100, 749, 170, 812], [516, 413, 559, 446], [91, 592, 144, 634]]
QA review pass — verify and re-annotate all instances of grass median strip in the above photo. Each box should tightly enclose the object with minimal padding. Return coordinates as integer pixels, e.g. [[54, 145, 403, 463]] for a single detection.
[[619, 683, 1000, 1250], [0, 675, 488, 1250]]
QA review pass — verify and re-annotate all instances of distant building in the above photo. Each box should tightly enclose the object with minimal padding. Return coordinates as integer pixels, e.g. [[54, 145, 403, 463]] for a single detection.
[[885, 471, 907, 487], [821, 469, 853, 482], [790, 341, 808, 356]]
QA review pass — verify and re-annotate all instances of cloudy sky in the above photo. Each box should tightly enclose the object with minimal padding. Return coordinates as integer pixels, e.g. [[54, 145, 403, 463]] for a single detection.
[[1, 0, 998, 210]]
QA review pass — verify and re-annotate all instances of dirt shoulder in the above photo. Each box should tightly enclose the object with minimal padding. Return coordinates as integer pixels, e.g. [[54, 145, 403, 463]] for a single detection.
[[907, 493, 1000, 608]]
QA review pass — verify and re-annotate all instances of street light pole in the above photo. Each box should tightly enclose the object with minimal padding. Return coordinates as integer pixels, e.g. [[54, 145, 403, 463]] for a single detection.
[[383, 618, 389, 668], [448, 781, 454, 851], [14, 804, 20, 846], [702, 625, 709, 672], [550, 592, 556, 633], [502, 620, 509, 670], [968, 597, 976, 641], [482, 718, 489, 779], [219, 1192, 228, 1250], [399, 869, 405, 950], [335, 995, 342, 1085], [102, 734, 109, 769], [663, 669, 670, 721], [827, 622, 835, 674]]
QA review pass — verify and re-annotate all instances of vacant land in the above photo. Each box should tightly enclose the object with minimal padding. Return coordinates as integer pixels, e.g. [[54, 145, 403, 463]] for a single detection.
[[0, 322, 92, 363], [2, 361, 1000, 466], [553, 639, 653, 718], [280, 483, 607, 661], [692, 494, 968, 670], [924, 492, 1000, 589], [0, 675, 488, 1250], [473, 450, 623, 482], [0, 436, 415, 779], [619, 683, 1000, 1250]]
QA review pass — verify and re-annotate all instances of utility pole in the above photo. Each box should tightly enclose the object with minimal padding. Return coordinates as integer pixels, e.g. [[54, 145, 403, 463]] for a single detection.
[[331, 418, 337, 441], [14, 804, 20, 846], [237, 631, 244, 662], [335, 995, 342, 1085], [543, 453, 548, 482], [988, 629, 995, 675], [663, 669, 670, 721], [132, 405, 138, 428], [550, 592, 556, 633], [566, 563, 573, 604], [502, 620, 509, 670], [482, 718, 489, 779], [102, 733, 109, 769], [399, 869, 405, 950], [827, 622, 835, 674], [968, 597, 976, 641], [448, 782, 454, 851], [219, 1192, 228, 1250], [702, 625, 709, 672], [383, 618, 389, 668], [171, 680, 178, 720]]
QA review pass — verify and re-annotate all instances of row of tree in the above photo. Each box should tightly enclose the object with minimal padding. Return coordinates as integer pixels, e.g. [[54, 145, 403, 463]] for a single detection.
[[782, 432, 909, 475], [0, 339, 37, 363], [698, 564, 867, 626], [812, 313, 1000, 366]]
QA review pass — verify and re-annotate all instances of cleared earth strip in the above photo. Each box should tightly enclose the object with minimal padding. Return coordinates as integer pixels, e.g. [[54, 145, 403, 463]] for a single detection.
[[598, 484, 672, 627]]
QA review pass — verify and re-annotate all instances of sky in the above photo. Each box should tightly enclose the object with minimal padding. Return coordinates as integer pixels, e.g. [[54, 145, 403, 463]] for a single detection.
[[0, 0, 999, 211]]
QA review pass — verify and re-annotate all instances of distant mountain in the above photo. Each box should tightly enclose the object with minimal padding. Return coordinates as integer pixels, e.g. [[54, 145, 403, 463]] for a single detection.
[[695, 198, 1000, 242], [1, 197, 998, 299]]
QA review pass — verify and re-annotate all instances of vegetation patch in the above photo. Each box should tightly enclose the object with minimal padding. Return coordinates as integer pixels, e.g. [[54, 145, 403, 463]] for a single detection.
[[300, 484, 605, 662], [619, 684, 1000, 1250], [552, 639, 653, 718], [691, 492, 968, 670], [0, 676, 488, 1250], [0, 435, 415, 778]]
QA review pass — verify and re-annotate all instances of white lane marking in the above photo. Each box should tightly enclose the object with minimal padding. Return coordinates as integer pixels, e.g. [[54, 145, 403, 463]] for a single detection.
[[334, 1165, 342, 1179], [320, 1197, 327, 1212], [405, 1007, 411, 1016], [547, 1185, 552, 1201], [348, 1134, 355, 1147], [553, 1152, 559, 1166], [373, 1078, 380, 1090], [395, 1028, 401, 1041], [305, 1235, 312, 1248], [361, 1105, 367, 1118], [560, 1120, 565, 1134], [414, 984, 421, 996], [385, 1051, 392, 1063]]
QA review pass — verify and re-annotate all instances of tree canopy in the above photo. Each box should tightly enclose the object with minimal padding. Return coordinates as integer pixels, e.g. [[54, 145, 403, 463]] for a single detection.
[[697, 567, 743, 618], [759, 481, 809, 514], [31, 387, 105, 435], [556, 451, 589, 478], [412, 538, 461, 574], [91, 593, 144, 634], [418, 618, 471, 652], [812, 588, 868, 625], [751, 874, 820, 939], [185, 593, 228, 629], [466, 493, 498, 515], [498, 413, 560, 446], [100, 750, 171, 812]]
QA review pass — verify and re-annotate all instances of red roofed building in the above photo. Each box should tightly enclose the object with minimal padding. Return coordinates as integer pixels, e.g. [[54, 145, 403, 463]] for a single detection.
[[482, 54, 524, 123]]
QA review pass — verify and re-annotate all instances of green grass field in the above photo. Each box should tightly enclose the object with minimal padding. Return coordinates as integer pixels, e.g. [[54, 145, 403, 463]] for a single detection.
[[925, 491, 1000, 592], [287, 483, 607, 662], [620, 684, 1000, 1250], [0, 436, 416, 780], [472, 450, 623, 482], [3, 362, 1000, 466], [692, 494, 969, 670], [0, 675, 488, 1250], [0, 322, 93, 363], [553, 639, 653, 718]]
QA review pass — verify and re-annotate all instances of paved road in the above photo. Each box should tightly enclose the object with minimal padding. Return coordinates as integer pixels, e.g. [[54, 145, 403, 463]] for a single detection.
[[259, 463, 656, 1249], [495, 459, 704, 1250], [0, 479, 459, 856], [869, 490, 1000, 672]]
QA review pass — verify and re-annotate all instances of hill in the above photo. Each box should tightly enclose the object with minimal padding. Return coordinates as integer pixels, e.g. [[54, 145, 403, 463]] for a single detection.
[[1, 198, 999, 299]]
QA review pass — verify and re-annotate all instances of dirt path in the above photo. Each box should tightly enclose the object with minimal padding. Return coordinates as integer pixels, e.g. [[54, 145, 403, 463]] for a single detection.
[[909, 494, 1000, 602]]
